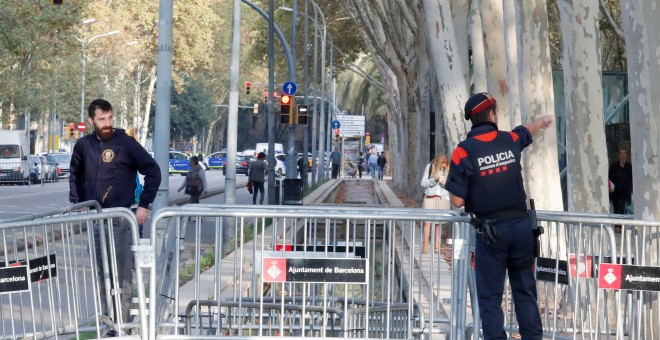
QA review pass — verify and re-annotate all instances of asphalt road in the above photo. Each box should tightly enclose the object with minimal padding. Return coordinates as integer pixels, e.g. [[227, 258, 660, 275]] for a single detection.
[[0, 170, 260, 220]]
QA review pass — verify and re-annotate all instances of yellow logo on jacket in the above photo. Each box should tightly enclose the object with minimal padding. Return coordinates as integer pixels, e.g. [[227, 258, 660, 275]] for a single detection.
[[102, 149, 115, 163]]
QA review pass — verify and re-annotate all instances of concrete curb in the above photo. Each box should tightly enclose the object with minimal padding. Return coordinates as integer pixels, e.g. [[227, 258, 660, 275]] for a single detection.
[[302, 179, 341, 204], [373, 179, 405, 208]]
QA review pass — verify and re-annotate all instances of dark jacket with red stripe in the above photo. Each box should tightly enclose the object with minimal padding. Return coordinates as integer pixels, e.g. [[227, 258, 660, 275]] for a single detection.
[[445, 122, 532, 216]]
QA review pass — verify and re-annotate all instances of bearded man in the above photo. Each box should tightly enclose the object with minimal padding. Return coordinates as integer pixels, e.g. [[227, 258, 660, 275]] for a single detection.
[[69, 98, 160, 334]]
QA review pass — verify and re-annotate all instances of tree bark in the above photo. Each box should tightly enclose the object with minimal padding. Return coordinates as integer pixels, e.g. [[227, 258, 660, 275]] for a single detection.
[[469, 0, 487, 92], [558, 0, 608, 213], [422, 0, 469, 154], [450, 0, 470, 80], [621, 1, 660, 336], [139, 66, 157, 147], [516, 0, 563, 211], [480, 0, 512, 131], [503, 0, 521, 126]]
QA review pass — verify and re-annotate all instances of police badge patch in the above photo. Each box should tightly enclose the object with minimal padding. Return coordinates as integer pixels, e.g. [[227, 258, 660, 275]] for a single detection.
[[102, 149, 115, 163]]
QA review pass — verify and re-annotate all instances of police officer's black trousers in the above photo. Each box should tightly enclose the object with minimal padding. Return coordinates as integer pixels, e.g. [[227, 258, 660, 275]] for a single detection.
[[475, 218, 542, 340]]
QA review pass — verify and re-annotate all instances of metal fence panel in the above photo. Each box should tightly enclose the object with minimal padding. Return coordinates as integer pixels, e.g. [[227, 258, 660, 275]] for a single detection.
[[103, 204, 660, 340], [148, 205, 474, 340], [0, 205, 146, 339], [0, 161, 30, 185], [491, 212, 660, 340]]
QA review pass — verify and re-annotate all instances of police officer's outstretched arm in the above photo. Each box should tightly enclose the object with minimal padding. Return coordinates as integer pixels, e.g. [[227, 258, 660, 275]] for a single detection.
[[525, 115, 553, 136]]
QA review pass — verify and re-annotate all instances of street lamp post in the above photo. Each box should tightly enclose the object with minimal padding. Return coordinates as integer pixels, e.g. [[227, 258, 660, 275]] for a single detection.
[[76, 30, 119, 132]]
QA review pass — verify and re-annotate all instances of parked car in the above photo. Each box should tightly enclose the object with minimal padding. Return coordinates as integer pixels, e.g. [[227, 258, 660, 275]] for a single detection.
[[206, 151, 227, 170], [28, 155, 45, 184], [222, 155, 250, 176], [43, 154, 60, 180], [241, 149, 256, 158], [274, 153, 286, 177], [47, 152, 71, 178], [169, 151, 190, 175]]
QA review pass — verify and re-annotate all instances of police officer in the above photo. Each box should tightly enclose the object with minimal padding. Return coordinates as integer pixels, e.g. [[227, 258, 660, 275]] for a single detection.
[[444, 92, 552, 340]]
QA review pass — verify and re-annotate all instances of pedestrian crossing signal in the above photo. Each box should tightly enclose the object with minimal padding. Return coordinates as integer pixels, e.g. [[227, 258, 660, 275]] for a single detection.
[[296, 104, 308, 125]]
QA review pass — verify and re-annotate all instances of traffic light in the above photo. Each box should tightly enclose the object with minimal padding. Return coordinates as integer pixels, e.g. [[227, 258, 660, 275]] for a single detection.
[[52, 0, 63, 4], [245, 81, 251, 95], [63, 126, 73, 140], [280, 94, 293, 124], [296, 104, 308, 125], [263, 91, 279, 102]]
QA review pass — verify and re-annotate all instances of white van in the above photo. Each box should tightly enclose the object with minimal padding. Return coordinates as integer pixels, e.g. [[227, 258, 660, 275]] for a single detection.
[[0, 130, 30, 184], [255, 143, 283, 155]]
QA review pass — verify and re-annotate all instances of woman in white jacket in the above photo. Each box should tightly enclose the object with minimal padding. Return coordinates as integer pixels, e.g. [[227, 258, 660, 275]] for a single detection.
[[420, 155, 451, 254]]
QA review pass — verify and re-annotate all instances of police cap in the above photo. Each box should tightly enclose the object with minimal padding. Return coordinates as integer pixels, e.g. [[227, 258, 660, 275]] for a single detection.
[[464, 92, 497, 120]]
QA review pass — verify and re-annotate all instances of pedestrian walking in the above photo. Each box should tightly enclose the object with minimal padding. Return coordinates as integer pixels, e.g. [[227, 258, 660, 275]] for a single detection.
[[177, 156, 207, 203], [69, 98, 161, 333], [445, 92, 552, 340], [608, 148, 633, 215], [377, 152, 387, 180], [357, 152, 364, 178], [367, 150, 378, 178], [297, 155, 306, 179], [420, 154, 450, 254], [249, 152, 267, 204], [330, 148, 341, 179]]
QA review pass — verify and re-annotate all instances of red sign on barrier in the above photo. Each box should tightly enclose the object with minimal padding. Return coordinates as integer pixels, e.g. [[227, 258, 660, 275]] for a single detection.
[[569, 254, 593, 278], [599, 263, 660, 291], [274, 244, 294, 251], [262, 257, 286, 282], [599, 263, 623, 289]]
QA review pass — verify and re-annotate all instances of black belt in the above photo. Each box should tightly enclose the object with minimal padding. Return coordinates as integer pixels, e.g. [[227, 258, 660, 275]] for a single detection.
[[477, 210, 529, 220]]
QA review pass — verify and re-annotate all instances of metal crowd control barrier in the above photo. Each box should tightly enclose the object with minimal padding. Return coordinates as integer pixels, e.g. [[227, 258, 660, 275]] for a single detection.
[[0, 161, 30, 185], [481, 211, 660, 340], [147, 205, 475, 339], [0, 202, 147, 339]]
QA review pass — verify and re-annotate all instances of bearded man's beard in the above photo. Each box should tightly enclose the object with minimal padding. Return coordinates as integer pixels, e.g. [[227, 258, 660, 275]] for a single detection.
[[95, 126, 113, 141]]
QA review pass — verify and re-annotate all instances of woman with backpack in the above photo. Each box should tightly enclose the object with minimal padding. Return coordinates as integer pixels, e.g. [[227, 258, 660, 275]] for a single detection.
[[177, 156, 207, 203]]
